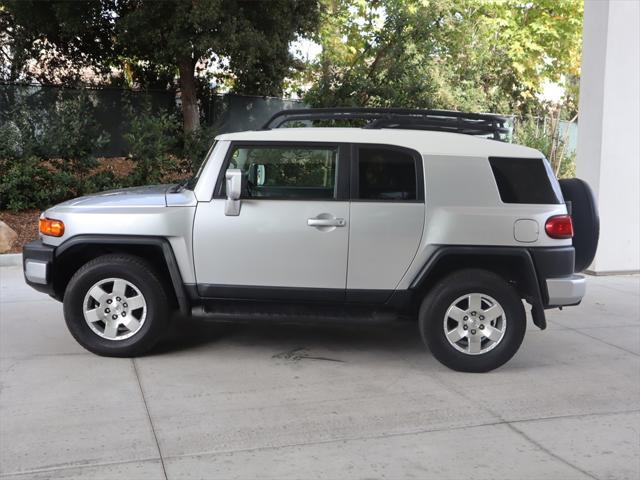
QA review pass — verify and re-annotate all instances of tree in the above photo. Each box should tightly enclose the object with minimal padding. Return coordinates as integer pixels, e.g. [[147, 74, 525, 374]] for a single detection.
[[1, 0, 117, 85], [1, 0, 320, 132], [305, 0, 583, 115], [115, 0, 319, 132]]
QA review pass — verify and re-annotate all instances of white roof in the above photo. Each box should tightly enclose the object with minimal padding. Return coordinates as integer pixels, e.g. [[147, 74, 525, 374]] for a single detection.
[[216, 127, 541, 158]]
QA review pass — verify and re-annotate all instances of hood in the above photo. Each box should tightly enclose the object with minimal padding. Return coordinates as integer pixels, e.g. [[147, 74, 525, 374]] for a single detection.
[[55, 184, 173, 208]]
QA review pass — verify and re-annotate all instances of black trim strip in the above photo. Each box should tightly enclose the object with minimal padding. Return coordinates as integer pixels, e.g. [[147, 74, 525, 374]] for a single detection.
[[195, 284, 397, 305], [197, 284, 345, 303], [345, 289, 393, 303]]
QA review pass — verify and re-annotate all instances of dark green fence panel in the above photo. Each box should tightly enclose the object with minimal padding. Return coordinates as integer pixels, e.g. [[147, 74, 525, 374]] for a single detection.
[[0, 84, 304, 157]]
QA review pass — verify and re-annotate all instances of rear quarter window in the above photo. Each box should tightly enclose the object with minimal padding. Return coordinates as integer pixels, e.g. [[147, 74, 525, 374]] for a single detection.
[[489, 157, 562, 204]]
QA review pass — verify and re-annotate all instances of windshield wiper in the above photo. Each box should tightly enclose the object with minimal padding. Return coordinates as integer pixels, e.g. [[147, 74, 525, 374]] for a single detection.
[[168, 179, 188, 193]]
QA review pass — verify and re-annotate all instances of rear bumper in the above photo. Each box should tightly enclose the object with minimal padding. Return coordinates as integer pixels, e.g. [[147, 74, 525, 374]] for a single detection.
[[529, 246, 586, 308], [546, 274, 586, 307], [23, 240, 56, 297]]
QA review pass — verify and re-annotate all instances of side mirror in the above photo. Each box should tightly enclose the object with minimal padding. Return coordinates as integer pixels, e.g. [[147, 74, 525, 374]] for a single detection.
[[225, 169, 243, 216], [249, 164, 266, 186]]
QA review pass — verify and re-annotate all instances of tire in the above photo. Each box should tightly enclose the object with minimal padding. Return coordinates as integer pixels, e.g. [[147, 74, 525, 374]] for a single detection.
[[559, 178, 599, 272], [63, 254, 171, 357], [419, 269, 526, 373]]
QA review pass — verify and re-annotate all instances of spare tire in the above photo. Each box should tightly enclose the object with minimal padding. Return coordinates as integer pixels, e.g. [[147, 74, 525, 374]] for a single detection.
[[559, 178, 599, 272]]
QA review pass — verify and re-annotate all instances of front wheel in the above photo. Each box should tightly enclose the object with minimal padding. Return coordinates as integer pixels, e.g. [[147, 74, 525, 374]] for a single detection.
[[419, 269, 526, 372], [63, 254, 171, 357]]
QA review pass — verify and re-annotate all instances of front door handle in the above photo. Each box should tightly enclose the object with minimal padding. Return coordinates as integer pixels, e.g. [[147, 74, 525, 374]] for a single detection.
[[307, 217, 346, 227]]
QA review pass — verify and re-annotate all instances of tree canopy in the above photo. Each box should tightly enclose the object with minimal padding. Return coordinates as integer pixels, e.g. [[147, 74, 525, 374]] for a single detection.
[[1, 0, 320, 131], [304, 0, 583, 116], [1, 0, 583, 129]]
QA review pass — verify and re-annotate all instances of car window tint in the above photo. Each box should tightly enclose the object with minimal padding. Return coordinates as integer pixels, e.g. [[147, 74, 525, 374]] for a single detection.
[[358, 147, 417, 201], [489, 157, 562, 204]]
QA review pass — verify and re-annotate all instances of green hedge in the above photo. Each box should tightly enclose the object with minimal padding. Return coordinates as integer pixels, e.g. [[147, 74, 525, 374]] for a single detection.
[[0, 92, 214, 211]]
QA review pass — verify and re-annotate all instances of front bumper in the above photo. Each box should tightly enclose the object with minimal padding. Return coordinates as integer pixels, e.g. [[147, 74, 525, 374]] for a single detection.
[[23, 240, 56, 297], [546, 274, 586, 307]]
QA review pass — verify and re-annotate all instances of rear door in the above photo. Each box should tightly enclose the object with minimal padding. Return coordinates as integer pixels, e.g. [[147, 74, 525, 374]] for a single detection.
[[192, 142, 350, 301], [346, 145, 426, 300]]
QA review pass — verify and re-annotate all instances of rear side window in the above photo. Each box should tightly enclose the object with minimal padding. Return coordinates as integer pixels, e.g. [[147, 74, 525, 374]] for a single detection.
[[489, 157, 562, 204], [356, 147, 419, 201]]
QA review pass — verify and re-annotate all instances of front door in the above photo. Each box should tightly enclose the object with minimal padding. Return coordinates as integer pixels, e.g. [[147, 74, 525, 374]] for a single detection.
[[193, 142, 350, 301]]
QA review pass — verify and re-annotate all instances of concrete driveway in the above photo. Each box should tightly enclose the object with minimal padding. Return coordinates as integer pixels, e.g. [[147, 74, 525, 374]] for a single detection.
[[1, 264, 638, 480]]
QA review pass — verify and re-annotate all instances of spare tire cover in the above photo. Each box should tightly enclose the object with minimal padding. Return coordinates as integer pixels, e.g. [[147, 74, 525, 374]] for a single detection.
[[559, 178, 600, 272]]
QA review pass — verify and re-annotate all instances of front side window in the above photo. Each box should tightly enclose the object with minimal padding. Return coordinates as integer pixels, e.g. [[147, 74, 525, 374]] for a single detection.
[[357, 147, 418, 201], [222, 145, 338, 199]]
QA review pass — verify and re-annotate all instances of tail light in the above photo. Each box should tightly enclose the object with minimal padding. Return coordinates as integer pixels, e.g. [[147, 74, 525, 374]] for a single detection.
[[545, 215, 573, 239], [39, 218, 65, 237]]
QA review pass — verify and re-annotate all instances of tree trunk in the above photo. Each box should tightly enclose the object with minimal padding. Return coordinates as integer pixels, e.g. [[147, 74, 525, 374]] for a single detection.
[[178, 58, 200, 133]]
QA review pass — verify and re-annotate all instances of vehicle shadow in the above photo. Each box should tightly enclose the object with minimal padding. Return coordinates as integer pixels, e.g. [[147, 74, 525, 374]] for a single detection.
[[152, 315, 426, 358]]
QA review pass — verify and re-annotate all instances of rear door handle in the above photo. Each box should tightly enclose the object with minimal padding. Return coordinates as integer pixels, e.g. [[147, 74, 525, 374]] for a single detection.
[[307, 217, 346, 227]]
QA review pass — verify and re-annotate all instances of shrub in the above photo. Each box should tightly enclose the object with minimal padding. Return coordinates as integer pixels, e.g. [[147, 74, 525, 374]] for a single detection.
[[124, 99, 180, 185], [40, 91, 110, 196], [182, 125, 217, 174], [513, 116, 576, 179], [0, 156, 57, 210], [0, 91, 112, 210]]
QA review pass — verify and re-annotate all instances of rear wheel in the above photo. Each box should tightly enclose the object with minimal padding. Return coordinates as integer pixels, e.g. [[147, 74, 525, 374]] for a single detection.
[[63, 254, 171, 357], [419, 269, 526, 372]]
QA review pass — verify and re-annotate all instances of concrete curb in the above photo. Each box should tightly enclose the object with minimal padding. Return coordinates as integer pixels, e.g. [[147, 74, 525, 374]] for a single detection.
[[0, 253, 22, 267]]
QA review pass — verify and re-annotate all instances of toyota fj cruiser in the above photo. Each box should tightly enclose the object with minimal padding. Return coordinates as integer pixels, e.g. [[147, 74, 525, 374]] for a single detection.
[[22, 108, 599, 372]]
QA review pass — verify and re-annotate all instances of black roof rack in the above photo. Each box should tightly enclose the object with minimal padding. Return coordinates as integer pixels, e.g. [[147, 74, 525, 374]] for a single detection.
[[262, 107, 512, 140]]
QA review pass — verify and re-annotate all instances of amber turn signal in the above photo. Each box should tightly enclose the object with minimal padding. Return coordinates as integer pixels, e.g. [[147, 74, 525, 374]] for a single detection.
[[39, 218, 65, 237]]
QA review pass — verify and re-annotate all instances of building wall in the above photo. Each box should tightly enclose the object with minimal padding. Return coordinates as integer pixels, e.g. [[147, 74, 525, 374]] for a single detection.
[[577, 0, 640, 273]]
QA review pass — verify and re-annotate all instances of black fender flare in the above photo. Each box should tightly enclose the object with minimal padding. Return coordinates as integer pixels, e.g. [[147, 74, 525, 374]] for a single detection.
[[409, 246, 547, 329], [54, 234, 190, 315]]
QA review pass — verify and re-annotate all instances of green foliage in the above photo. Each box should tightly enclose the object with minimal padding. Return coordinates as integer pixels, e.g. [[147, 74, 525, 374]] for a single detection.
[[124, 100, 180, 185], [305, 0, 583, 116], [3, 0, 321, 132], [1, 0, 118, 84], [114, 0, 319, 94], [41, 91, 110, 196], [182, 125, 217, 174], [0, 156, 59, 210], [0, 91, 111, 210], [0, 89, 217, 211], [513, 116, 576, 179]]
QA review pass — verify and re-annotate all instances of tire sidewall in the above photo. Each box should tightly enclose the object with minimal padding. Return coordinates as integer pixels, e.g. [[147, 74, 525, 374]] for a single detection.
[[420, 272, 526, 372], [63, 258, 168, 356]]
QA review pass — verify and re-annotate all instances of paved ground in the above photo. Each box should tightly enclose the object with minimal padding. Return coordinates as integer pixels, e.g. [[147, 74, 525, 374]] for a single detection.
[[0, 264, 638, 480]]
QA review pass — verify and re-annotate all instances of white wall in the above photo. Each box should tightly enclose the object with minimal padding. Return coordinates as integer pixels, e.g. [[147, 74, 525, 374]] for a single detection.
[[576, 0, 640, 273]]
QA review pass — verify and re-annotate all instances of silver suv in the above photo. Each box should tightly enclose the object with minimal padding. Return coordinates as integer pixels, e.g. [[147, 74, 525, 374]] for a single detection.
[[22, 108, 599, 372]]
